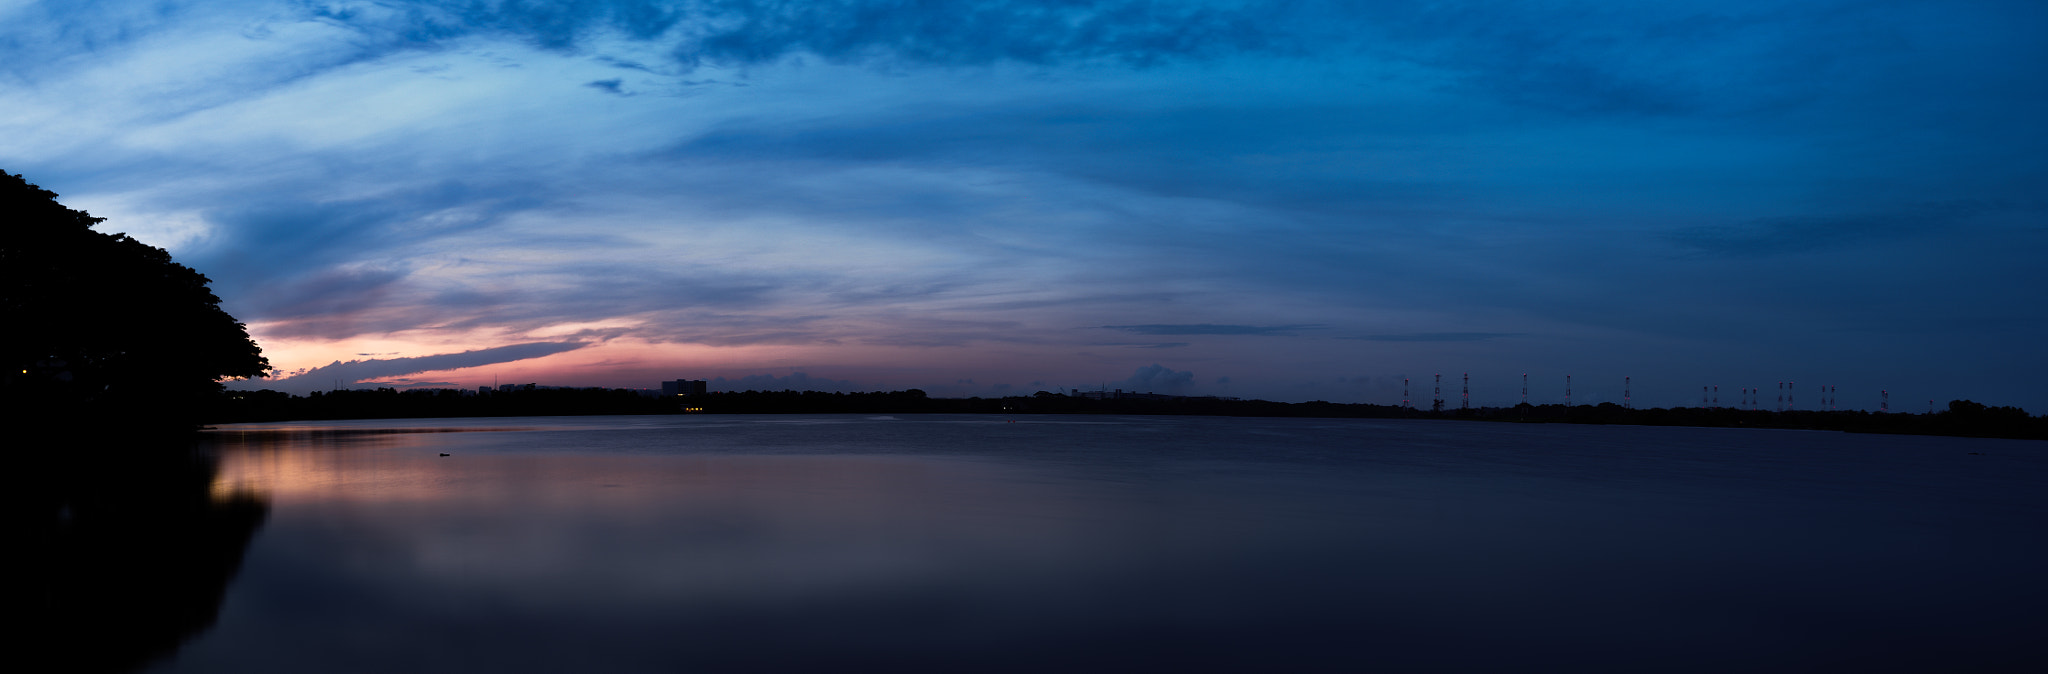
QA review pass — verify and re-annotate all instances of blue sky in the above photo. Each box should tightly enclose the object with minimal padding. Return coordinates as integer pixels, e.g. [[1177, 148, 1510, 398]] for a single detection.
[[5, 0, 2044, 409]]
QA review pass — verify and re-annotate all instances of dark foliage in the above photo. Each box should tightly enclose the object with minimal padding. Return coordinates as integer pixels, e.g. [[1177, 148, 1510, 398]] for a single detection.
[[2, 170, 268, 432], [214, 387, 2047, 441], [213, 386, 677, 421]]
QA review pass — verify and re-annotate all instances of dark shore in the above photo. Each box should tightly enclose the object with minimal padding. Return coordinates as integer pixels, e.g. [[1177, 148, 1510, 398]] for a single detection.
[[209, 387, 2048, 442]]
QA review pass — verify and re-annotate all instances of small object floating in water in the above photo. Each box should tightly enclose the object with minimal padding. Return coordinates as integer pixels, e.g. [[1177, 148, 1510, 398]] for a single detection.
[[440, 453, 450, 457], [1969, 452, 1983, 456]]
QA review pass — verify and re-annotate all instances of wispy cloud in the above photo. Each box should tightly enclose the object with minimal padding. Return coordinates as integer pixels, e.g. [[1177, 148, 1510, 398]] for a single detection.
[[6, 0, 2045, 411], [709, 372, 859, 393], [1667, 203, 1982, 257], [241, 341, 591, 394], [1102, 324, 1319, 336], [1348, 332, 1525, 343], [308, 0, 1283, 70]]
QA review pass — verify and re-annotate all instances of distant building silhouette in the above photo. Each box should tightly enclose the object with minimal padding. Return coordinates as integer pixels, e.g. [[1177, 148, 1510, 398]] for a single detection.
[[662, 379, 708, 396]]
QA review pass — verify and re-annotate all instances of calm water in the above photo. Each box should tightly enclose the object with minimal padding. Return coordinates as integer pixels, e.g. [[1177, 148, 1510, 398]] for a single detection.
[[145, 415, 2045, 672]]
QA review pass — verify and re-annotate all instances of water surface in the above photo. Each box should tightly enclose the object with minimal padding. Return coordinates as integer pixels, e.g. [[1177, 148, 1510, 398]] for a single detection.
[[151, 415, 2048, 672]]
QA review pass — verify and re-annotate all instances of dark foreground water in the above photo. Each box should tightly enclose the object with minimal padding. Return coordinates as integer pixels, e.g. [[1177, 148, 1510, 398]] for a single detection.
[[142, 415, 2045, 672]]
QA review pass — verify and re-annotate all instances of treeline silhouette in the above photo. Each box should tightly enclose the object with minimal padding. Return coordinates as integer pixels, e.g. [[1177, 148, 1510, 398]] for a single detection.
[[1453, 399, 2046, 441], [4, 170, 268, 433], [216, 387, 675, 421], [10, 169, 273, 673], [211, 387, 2048, 441]]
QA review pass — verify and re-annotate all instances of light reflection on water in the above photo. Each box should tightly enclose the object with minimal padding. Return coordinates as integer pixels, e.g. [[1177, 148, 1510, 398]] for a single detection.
[[152, 415, 2048, 672]]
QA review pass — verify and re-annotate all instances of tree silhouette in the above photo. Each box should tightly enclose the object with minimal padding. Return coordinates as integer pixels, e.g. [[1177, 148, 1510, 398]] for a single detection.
[[2, 170, 268, 431], [21, 436, 269, 673]]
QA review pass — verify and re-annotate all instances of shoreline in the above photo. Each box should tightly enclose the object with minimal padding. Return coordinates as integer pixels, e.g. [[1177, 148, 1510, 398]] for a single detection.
[[205, 389, 2048, 442]]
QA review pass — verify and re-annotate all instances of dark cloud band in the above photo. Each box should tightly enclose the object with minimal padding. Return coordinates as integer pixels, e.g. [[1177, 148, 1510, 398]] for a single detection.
[[1348, 332, 1525, 343], [244, 341, 591, 394], [1101, 324, 1320, 336]]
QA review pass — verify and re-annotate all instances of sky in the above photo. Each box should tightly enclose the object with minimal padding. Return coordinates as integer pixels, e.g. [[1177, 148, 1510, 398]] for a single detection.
[[4, 0, 2044, 410]]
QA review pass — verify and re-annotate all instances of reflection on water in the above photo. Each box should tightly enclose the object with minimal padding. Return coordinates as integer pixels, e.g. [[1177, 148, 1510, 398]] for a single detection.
[[141, 416, 2048, 672], [22, 437, 268, 674]]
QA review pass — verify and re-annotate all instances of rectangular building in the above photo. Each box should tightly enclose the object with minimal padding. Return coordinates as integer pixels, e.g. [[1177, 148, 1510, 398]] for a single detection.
[[662, 379, 708, 396]]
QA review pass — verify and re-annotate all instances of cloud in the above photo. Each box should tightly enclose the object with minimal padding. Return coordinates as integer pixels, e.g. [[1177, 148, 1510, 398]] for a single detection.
[[1348, 332, 1525, 342], [240, 341, 590, 394], [1349, 3, 1721, 116], [189, 181, 539, 314], [1667, 203, 1981, 257], [238, 266, 410, 322], [303, 0, 687, 53], [1116, 363, 1195, 394], [682, 0, 1277, 68], [708, 372, 860, 392], [356, 380, 460, 387], [312, 0, 1281, 70], [1102, 324, 1318, 336], [9, 0, 2048, 413]]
